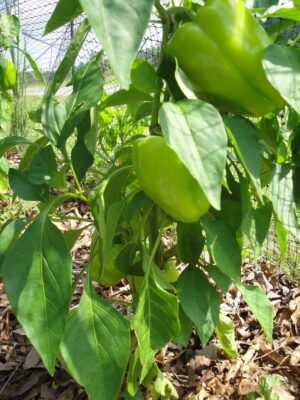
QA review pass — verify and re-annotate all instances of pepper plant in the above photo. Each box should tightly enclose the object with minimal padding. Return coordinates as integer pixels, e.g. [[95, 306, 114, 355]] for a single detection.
[[0, 0, 300, 398]]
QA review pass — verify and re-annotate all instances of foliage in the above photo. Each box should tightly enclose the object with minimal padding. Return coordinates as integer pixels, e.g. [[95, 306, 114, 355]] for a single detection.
[[0, 1, 300, 399]]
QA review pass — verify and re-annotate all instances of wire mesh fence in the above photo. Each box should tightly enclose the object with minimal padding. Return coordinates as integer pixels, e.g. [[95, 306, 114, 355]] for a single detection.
[[0, 0, 299, 273]]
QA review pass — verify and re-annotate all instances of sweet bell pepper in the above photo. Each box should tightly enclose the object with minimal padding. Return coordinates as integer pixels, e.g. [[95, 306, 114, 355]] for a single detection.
[[0, 59, 16, 90], [132, 136, 210, 223], [167, 0, 284, 116]]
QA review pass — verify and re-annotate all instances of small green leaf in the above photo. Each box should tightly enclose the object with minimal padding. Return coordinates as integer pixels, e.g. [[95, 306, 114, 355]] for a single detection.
[[242, 201, 273, 260], [275, 217, 288, 261], [176, 221, 205, 265], [201, 217, 241, 283], [263, 45, 300, 113], [0, 136, 32, 159], [2, 216, 73, 374], [204, 264, 232, 293], [60, 280, 131, 400], [0, 13, 20, 48], [238, 283, 273, 343], [177, 267, 220, 346], [159, 100, 227, 210], [132, 270, 180, 380], [224, 116, 263, 203], [215, 313, 238, 359], [173, 305, 193, 347], [71, 112, 95, 182], [131, 59, 159, 94], [269, 163, 300, 241]]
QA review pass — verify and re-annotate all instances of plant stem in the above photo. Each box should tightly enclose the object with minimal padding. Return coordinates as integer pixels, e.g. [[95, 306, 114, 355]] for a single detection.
[[61, 143, 84, 197], [150, 1, 171, 134]]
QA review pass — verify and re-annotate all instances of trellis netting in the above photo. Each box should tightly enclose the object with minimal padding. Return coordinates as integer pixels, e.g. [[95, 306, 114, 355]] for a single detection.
[[0, 0, 299, 273]]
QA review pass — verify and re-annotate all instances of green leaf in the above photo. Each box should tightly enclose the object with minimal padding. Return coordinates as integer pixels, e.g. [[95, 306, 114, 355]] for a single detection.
[[242, 201, 273, 260], [176, 222, 205, 266], [224, 116, 263, 203], [131, 59, 159, 94], [9, 169, 49, 201], [63, 227, 86, 251], [0, 13, 20, 48], [132, 270, 180, 380], [71, 111, 95, 182], [215, 312, 238, 359], [44, 0, 83, 35], [261, 5, 300, 21], [263, 45, 300, 113], [177, 267, 220, 346], [275, 217, 288, 261], [269, 163, 300, 241], [237, 283, 273, 343], [0, 136, 32, 159], [0, 218, 27, 272], [101, 85, 152, 109], [16, 48, 45, 84], [43, 19, 90, 101], [0, 167, 8, 194], [2, 216, 72, 374], [204, 264, 232, 293], [201, 217, 241, 283], [152, 368, 178, 399], [60, 280, 131, 400], [126, 348, 142, 397], [28, 145, 58, 185], [173, 305, 193, 347], [19, 137, 49, 171], [159, 100, 227, 210], [258, 374, 283, 400], [79, 0, 154, 87]]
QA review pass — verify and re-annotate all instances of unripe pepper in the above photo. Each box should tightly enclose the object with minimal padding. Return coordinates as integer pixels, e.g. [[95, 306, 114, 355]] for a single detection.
[[167, 0, 284, 116], [132, 136, 210, 223], [0, 59, 16, 90]]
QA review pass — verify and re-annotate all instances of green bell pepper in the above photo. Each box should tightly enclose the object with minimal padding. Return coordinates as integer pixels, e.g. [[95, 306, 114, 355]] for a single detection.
[[0, 59, 16, 91], [167, 0, 284, 116], [132, 136, 210, 223]]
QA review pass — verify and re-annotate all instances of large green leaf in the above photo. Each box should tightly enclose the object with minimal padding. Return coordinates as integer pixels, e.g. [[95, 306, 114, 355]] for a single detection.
[[2, 216, 72, 374], [263, 45, 300, 113], [28, 145, 58, 185], [269, 163, 300, 240], [44, 0, 83, 35], [177, 267, 219, 346], [201, 217, 241, 283], [0, 218, 27, 272], [9, 169, 49, 201], [60, 280, 131, 400], [159, 100, 227, 210], [132, 271, 180, 380], [79, 0, 154, 87], [238, 283, 273, 344], [215, 312, 238, 359], [224, 116, 263, 203], [45, 19, 90, 97], [173, 305, 193, 347], [0, 136, 32, 158]]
